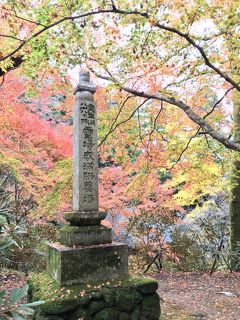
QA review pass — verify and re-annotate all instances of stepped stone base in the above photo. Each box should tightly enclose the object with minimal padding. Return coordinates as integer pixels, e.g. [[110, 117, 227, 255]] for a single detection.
[[28, 272, 161, 320], [48, 242, 128, 286], [59, 225, 112, 246], [65, 211, 107, 226]]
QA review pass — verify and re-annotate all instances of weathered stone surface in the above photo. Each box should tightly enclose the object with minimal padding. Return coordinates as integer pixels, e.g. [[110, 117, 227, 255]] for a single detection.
[[90, 291, 104, 301], [34, 310, 64, 320], [68, 308, 87, 320], [64, 211, 107, 226], [140, 293, 160, 320], [48, 242, 128, 286], [72, 72, 98, 215], [116, 288, 138, 312], [102, 289, 116, 307], [94, 308, 120, 320], [40, 299, 79, 315], [88, 300, 105, 315], [130, 306, 140, 320], [119, 312, 130, 320], [134, 278, 158, 295], [59, 225, 112, 246], [29, 273, 160, 320]]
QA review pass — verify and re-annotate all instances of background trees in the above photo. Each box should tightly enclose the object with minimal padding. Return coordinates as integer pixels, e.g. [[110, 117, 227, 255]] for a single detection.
[[0, 0, 240, 270]]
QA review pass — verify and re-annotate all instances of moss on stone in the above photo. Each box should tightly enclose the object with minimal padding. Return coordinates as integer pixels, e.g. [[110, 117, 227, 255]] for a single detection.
[[68, 308, 87, 320], [29, 272, 160, 320], [116, 288, 139, 312], [40, 299, 80, 315], [102, 288, 116, 307], [119, 312, 129, 320], [88, 300, 105, 315], [130, 306, 140, 320], [94, 307, 120, 320], [34, 310, 64, 320], [28, 272, 90, 315], [140, 293, 160, 320], [90, 291, 103, 300], [134, 278, 158, 295]]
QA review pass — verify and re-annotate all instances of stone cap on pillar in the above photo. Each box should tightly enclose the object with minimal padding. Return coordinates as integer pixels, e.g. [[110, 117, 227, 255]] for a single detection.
[[74, 71, 97, 95]]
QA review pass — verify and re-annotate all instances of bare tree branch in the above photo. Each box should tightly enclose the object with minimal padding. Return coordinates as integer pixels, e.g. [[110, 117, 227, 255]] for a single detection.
[[98, 98, 150, 147], [0, 56, 24, 77], [0, 74, 5, 86], [98, 95, 134, 146], [203, 86, 234, 119], [1, 4, 239, 98], [153, 22, 240, 92], [147, 101, 167, 145], [0, 34, 24, 42], [2, 7, 46, 26], [0, 8, 148, 63], [92, 71, 240, 152], [204, 134, 225, 171], [169, 127, 201, 170]]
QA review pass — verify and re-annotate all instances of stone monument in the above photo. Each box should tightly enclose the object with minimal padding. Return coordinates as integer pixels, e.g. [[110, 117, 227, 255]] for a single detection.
[[29, 71, 161, 320], [47, 71, 128, 286]]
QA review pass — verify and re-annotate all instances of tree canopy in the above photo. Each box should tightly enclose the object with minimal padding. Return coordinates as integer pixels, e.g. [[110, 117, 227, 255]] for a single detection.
[[0, 0, 239, 224]]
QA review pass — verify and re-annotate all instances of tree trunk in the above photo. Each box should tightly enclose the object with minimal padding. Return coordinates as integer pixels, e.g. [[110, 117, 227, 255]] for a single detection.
[[230, 91, 240, 270]]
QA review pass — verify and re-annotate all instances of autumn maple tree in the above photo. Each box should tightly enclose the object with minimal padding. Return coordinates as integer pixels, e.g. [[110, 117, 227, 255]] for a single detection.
[[0, 0, 240, 268]]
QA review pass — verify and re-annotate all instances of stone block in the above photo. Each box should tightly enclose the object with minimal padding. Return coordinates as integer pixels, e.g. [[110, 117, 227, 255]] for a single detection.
[[94, 307, 120, 319], [59, 225, 112, 246], [28, 272, 161, 320], [116, 288, 142, 312], [65, 211, 106, 226], [134, 278, 158, 295], [140, 293, 160, 320], [47, 242, 128, 286]]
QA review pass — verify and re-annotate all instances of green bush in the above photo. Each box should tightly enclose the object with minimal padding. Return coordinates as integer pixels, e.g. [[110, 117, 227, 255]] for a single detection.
[[0, 284, 44, 320]]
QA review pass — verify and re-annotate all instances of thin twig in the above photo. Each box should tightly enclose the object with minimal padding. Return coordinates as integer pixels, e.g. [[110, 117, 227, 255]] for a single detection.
[[98, 98, 150, 146], [0, 34, 24, 42], [203, 86, 234, 119], [2, 7, 46, 26], [98, 95, 134, 147], [169, 127, 201, 170], [0, 74, 5, 86], [153, 22, 240, 92], [0, 8, 148, 63], [93, 71, 240, 151]]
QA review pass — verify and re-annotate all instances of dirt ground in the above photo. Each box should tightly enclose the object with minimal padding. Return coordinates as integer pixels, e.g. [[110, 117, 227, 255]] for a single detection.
[[154, 271, 240, 320], [1, 270, 240, 319]]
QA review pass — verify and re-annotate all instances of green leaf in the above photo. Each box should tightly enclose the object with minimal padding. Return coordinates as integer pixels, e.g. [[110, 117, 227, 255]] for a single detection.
[[9, 284, 29, 304], [0, 290, 6, 302], [0, 315, 8, 320], [9, 311, 25, 320], [21, 300, 45, 307], [0, 238, 16, 250], [15, 306, 35, 316]]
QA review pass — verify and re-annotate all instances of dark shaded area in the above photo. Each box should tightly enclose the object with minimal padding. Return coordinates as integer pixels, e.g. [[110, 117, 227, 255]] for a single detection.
[[0, 55, 23, 78]]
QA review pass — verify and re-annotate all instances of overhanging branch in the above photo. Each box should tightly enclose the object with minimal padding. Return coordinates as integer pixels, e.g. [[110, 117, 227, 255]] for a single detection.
[[92, 71, 240, 152]]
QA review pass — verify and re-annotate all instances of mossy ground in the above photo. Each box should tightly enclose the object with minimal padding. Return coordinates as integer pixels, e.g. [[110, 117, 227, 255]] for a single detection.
[[28, 272, 155, 301], [28, 272, 160, 318]]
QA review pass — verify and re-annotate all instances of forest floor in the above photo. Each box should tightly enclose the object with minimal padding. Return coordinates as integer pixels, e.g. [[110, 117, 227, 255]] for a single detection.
[[153, 271, 240, 320], [1, 269, 240, 319]]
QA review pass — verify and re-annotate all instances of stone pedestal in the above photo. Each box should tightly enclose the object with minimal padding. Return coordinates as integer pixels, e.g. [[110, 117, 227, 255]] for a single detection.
[[29, 71, 160, 319], [59, 225, 112, 246], [48, 242, 128, 286], [44, 71, 129, 287], [28, 273, 161, 320]]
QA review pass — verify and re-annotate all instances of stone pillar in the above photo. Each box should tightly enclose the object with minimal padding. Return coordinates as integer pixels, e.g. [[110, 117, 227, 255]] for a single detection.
[[66, 71, 105, 226], [47, 71, 128, 287], [30, 72, 160, 320]]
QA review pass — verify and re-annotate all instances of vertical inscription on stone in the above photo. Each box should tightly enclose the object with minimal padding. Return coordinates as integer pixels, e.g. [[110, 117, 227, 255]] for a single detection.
[[72, 72, 98, 212]]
